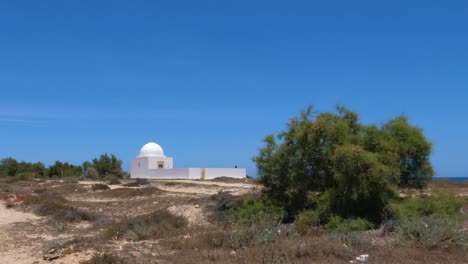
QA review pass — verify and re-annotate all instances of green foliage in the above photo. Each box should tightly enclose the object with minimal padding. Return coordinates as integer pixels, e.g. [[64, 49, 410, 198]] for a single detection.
[[325, 215, 373, 232], [235, 195, 285, 225], [0, 157, 47, 178], [381, 117, 434, 188], [388, 190, 465, 221], [48, 161, 82, 178], [210, 192, 284, 225], [255, 105, 433, 222], [0, 157, 18, 177], [92, 154, 124, 179], [297, 210, 321, 226], [395, 215, 468, 247]]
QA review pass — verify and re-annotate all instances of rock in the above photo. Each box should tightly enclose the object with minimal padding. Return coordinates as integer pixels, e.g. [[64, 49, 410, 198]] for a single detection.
[[355, 254, 369, 262], [43, 252, 60, 261], [230, 250, 237, 256]]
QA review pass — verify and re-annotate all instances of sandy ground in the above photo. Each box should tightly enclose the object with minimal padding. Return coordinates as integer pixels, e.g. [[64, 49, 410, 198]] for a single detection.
[[0, 179, 257, 263]]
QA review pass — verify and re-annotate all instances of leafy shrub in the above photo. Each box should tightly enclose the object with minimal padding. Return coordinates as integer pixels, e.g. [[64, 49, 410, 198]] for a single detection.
[[210, 192, 285, 228], [325, 215, 373, 232], [106, 176, 122, 185], [395, 215, 468, 247], [233, 195, 285, 225], [297, 210, 321, 226], [92, 184, 110, 191], [388, 190, 465, 221], [82, 253, 128, 264]]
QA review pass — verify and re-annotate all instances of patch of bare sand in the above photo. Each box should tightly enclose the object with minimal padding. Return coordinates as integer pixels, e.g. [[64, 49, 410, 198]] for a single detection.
[[168, 204, 207, 227], [155, 180, 258, 196], [0, 204, 40, 227], [0, 205, 42, 263]]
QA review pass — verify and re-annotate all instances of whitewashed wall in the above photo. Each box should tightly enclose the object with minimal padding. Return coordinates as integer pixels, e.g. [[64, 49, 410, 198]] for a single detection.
[[203, 168, 246, 179], [130, 165, 246, 180]]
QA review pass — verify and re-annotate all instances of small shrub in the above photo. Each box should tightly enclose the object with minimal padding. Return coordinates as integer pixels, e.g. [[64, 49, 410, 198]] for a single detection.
[[395, 215, 468, 247], [5, 174, 34, 183], [106, 209, 188, 241], [1, 185, 12, 192], [124, 223, 153, 241], [210, 192, 285, 225], [25, 193, 96, 222], [92, 184, 110, 191], [326, 231, 369, 246], [234, 195, 285, 225], [63, 177, 78, 184], [33, 188, 48, 194], [82, 253, 128, 264], [84, 167, 99, 180], [107, 177, 121, 185], [62, 207, 97, 222], [226, 228, 253, 249], [326, 215, 373, 232], [388, 190, 464, 221], [123, 178, 149, 187], [297, 209, 321, 226]]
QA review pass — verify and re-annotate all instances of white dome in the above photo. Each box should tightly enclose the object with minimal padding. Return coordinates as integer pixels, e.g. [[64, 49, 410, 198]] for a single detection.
[[138, 142, 165, 157]]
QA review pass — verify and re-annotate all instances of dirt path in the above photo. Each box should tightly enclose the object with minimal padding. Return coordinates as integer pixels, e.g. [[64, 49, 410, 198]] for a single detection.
[[0, 204, 40, 227], [0, 205, 42, 263]]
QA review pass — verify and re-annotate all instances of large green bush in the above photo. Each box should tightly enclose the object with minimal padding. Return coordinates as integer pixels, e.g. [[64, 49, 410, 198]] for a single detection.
[[255, 105, 433, 222]]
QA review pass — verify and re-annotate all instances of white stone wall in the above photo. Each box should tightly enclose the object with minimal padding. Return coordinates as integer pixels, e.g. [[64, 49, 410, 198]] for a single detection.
[[130, 166, 246, 180], [203, 168, 246, 179]]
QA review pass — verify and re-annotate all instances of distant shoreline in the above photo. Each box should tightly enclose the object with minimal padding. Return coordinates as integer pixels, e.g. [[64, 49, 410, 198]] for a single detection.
[[433, 177, 468, 182]]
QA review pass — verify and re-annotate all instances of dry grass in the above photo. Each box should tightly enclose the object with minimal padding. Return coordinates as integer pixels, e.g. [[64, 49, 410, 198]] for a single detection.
[[90, 187, 162, 199], [24, 193, 98, 222], [105, 209, 188, 241], [1, 179, 467, 264]]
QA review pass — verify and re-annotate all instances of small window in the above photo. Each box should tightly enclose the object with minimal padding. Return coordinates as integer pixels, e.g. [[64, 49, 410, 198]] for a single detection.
[[157, 161, 165, 168]]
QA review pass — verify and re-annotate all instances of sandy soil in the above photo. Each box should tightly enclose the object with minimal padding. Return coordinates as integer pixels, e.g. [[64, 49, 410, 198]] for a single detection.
[[0, 179, 257, 264]]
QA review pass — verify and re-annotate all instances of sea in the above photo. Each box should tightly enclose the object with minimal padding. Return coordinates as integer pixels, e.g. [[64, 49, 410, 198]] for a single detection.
[[433, 177, 468, 182]]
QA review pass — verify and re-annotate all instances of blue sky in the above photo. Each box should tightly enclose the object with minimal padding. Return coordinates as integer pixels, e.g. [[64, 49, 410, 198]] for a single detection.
[[0, 1, 467, 177]]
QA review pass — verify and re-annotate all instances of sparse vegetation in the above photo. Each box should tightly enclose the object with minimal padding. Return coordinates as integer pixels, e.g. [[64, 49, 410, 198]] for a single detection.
[[82, 253, 128, 264], [0, 174, 466, 263], [395, 215, 468, 247], [24, 193, 97, 222], [388, 190, 465, 221], [92, 183, 110, 191], [123, 178, 149, 187], [106, 209, 188, 241]]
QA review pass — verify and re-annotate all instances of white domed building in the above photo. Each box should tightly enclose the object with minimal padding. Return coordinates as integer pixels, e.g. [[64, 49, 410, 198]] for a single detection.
[[131, 142, 246, 179]]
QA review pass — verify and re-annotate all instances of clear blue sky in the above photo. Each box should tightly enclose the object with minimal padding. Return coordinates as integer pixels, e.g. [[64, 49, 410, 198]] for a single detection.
[[1, 1, 467, 177]]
